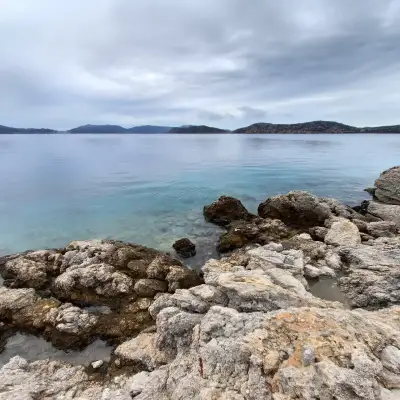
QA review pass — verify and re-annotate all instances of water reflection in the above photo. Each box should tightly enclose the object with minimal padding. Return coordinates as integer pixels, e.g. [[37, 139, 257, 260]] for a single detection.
[[0, 333, 112, 367]]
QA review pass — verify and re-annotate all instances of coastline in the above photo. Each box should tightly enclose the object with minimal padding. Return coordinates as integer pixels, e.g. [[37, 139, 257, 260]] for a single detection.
[[1, 167, 400, 398]]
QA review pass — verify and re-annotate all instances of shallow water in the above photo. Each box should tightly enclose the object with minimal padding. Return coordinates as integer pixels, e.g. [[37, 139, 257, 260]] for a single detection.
[[308, 277, 350, 308], [0, 133, 399, 264], [0, 333, 112, 368]]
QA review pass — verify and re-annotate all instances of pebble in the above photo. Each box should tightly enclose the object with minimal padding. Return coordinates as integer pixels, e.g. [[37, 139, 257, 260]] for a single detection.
[[91, 360, 104, 369]]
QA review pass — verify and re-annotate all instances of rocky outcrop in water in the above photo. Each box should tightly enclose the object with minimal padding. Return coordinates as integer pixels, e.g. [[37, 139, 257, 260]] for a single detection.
[[0, 240, 202, 349], [173, 238, 196, 258], [204, 195, 255, 226]]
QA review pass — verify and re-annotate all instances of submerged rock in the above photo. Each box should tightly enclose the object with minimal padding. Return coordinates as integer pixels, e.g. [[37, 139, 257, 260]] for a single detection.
[[172, 238, 196, 258], [203, 195, 255, 226]]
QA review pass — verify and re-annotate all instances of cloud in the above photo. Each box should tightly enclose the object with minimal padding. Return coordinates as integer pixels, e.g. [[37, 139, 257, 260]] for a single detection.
[[0, 0, 400, 129]]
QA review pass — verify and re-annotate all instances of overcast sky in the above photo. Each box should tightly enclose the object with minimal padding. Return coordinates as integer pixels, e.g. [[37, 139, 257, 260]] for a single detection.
[[1, 0, 400, 130]]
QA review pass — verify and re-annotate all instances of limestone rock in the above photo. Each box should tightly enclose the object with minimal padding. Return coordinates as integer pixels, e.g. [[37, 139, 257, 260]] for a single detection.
[[123, 306, 400, 400], [0, 239, 203, 350], [44, 303, 98, 335], [54, 263, 134, 303], [325, 219, 361, 247], [146, 255, 202, 291], [367, 221, 398, 238], [172, 238, 196, 258], [339, 241, 400, 308], [114, 332, 168, 371], [0, 250, 63, 290], [374, 166, 400, 205], [367, 201, 400, 228], [304, 264, 335, 279], [150, 247, 337, 320]]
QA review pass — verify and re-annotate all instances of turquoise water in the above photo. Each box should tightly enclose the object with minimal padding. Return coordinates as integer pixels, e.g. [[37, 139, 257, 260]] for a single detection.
[[0, 134, 399, 265]]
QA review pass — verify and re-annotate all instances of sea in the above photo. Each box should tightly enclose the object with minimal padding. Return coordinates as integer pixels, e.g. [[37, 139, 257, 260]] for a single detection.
[[1, 132, 399, 366], [0, 133, 399, 266]]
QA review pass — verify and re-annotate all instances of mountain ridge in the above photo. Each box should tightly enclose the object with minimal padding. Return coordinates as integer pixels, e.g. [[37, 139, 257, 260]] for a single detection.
[[169, 125, 230, 133], [2, 120, 400, 133], [234, 120, 400, 133]]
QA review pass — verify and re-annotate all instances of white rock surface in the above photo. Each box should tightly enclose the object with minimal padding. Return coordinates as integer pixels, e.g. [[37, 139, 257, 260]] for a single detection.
[[325, 219, 361, 246]]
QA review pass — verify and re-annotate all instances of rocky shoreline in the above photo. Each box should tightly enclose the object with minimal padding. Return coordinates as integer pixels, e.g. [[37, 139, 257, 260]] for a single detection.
[[1, 167, 400, 399]]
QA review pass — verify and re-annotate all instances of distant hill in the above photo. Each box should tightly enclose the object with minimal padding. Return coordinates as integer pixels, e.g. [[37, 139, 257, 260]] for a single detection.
[[234, 121, 361, 134], [68, 124, 127, 133], [234, 120, 400, 133], [68, 124, 172, 133], [126, 125, 171, 133], [169, 125, 229, 133], [361, 125, 400, 133], [0, 125, 57, 133]]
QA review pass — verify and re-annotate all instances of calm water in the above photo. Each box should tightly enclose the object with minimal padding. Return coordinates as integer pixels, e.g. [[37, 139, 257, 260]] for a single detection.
[[0, 134, 399, 263]]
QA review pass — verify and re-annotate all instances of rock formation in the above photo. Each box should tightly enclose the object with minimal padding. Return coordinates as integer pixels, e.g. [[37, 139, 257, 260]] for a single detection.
[[1, 167, 400, 399], [0, 240, 202, 349]]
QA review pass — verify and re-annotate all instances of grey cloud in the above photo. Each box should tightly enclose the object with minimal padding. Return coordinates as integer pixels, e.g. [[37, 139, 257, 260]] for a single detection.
[[0, 0, 400, 129]]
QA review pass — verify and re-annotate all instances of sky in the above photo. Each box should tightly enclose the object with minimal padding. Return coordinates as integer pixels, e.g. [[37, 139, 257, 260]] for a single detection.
[[1, 0, 400, 130]]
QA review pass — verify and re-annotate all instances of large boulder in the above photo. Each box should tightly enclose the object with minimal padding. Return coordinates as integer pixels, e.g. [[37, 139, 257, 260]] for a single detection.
[[203, 196, 255, 226], [367, 201, 400, 228], [217, 219, 293, 253], [258, 191, 332, 228], [339, 238, 400, 308], [374, 166, 400, 205], [324, 219, 361, 247]]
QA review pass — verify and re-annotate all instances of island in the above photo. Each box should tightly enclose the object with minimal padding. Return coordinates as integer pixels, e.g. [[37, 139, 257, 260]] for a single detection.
[[169, 125, 230, 133]]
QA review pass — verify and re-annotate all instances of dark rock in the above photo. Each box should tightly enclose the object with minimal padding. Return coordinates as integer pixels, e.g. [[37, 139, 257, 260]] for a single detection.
[[352, 200, 370, 215], [352, 219, 368, 233], [203, 196, 255, 226], [134, 279, 168, 297], [217, 219, 293, 253], [364, 187, 376, 197], [217, 231, 249, 253], [172, 238, 196, 258], [309, 227, 329, 241], [258, 191, 332, 228]]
